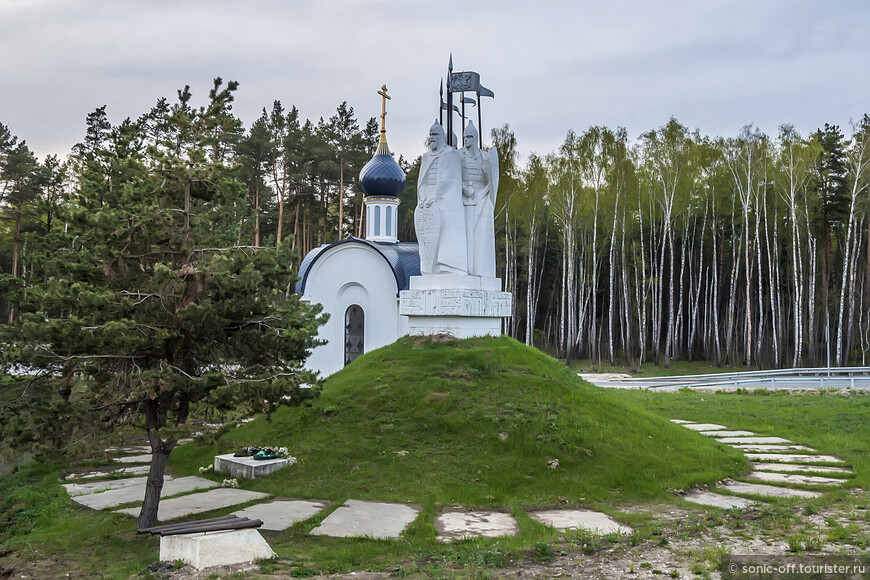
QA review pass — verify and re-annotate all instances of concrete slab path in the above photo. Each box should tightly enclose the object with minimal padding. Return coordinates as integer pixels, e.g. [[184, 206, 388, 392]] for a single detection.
[[746, 471, 847, 486], [682, 423, 729, 431], [715, 436, 792, 444], [744, 453, 843, 463], [749, 462, 852, 474], [116, 488, 269, 521], [72, 476, 218, 510], [114, 454, 152, 464], [717, 481, 823, 499], [674, 419, 850, 509], [310, 500, 419, 539], [435, 511, 518, 542], [232, 500, 328, 531], [105, 445, 151, 454], [699, 430, 756, 437], [529, 509, 631, 535], [63, 475, 160, 497], [66, 465, 151, 480], [681, 491, 757, 509], [731, 444, 814, 452]]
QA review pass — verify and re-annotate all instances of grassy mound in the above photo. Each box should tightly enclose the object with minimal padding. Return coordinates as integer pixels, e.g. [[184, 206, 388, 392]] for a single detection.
[[173, 336, 745, 507]]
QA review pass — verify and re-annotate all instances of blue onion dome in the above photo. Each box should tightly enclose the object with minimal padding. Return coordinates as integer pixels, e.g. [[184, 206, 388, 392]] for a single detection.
[[359, 134, 405, 198]]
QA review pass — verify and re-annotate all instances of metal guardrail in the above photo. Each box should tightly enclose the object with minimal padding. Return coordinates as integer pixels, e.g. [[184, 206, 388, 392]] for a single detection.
[[656, 375, 870, 391], [585, 367, 870, 390], [615, 366, 870, 385]]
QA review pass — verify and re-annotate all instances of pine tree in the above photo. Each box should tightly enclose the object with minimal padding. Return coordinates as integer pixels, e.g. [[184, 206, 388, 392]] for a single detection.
[[2, 82, 323, 530]]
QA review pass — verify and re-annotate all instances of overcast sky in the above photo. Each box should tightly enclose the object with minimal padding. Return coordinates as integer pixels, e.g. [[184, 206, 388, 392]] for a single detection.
[[2, 0, 869, 163]]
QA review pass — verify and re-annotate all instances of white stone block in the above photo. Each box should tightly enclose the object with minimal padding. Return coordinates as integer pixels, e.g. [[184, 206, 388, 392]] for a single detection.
[[159, 529, 275, 570], [408, 274, 503, 292], [213, 454, 289, 479], [405, 315, 504, 339]]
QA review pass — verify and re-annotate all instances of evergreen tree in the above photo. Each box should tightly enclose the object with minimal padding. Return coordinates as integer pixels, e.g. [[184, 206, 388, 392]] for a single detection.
[[1, 82, 323, 530], [810, 124, 849, 352], [0, 125, 41, 323]]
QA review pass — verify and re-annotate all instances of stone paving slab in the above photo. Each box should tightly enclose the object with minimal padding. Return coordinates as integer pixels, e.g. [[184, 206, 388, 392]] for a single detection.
[[63, 475, 162, 497], [232, 500, 328, 531], [72, 476, 218, 510], [310, 500, 419, 539], [529, 510, 631, 535], [669, 419, 695, 424], [750, 462, 852, 474], [715, 436, 792, 444], [105, 445, 152, 454], [746, 471, 846, 486], [700, 430, 756, 437], [731, 444, 814, 452], [65, 465, 151, 481], [682, 423, 729, 431], [116, 488, 269, 521], [718, 481, 823, 499], [681, 491, 758, 509], [744, 453, 843, 464], [114, 454, 152, 464], [435, 511, 518, 542]]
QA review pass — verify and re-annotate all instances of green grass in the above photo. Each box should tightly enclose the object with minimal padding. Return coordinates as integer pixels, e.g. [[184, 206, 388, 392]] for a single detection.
[[171, 336, 744, 507], [606, 388, 870, 488], [0, 462, 156, 579], [7, 337, 867, 578]]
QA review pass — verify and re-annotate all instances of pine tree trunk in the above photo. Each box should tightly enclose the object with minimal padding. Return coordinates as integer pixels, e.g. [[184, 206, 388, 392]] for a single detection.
[[138, 444, 170, 530], [138, 401, 177, 530], [8, 214, 20, 324], [277, 187, 285, 246]]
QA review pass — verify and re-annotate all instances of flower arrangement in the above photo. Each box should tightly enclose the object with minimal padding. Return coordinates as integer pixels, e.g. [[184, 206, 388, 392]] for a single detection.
[[234, 445, 296, 464], [221, 478, 239, 488]]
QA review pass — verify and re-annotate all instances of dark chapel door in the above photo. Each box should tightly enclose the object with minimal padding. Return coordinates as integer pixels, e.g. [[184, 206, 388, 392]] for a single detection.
[[344, 304, 364, 366]]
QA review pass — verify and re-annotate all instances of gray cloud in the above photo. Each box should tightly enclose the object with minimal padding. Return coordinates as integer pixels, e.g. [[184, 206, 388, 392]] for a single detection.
[[2, 0, 869, 161]]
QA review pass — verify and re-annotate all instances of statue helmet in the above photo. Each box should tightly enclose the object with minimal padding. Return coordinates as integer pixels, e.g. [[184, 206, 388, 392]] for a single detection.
[[463, 121, 479, 142], [429, 120, 445, 139]]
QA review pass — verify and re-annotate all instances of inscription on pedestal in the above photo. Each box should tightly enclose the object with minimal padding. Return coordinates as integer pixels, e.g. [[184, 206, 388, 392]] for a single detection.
[[399, 288, 511, 318]]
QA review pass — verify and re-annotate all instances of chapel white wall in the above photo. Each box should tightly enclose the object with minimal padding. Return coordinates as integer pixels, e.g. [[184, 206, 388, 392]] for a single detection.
[[301, 243, 407, 377]]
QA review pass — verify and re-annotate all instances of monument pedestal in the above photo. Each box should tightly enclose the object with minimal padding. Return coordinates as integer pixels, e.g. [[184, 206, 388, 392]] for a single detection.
[[399, 274, 511, 338]]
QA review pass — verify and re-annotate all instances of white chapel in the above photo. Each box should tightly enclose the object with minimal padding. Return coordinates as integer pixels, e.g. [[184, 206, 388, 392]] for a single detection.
[[296, 86, 419, 377]]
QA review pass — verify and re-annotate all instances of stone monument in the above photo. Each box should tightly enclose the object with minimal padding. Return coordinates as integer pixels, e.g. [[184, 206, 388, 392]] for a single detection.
[[415, 122, 466, 275], [399, 59, 512, 338], [461, 121, 498, 277]]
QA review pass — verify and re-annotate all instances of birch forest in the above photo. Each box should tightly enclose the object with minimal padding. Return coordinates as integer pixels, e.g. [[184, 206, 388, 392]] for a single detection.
[[2, 81, 870, 369], [492, 117, 870, 370]]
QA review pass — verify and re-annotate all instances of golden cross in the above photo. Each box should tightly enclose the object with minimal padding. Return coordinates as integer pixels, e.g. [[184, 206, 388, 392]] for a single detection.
[[377, 84, 390, 133]]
